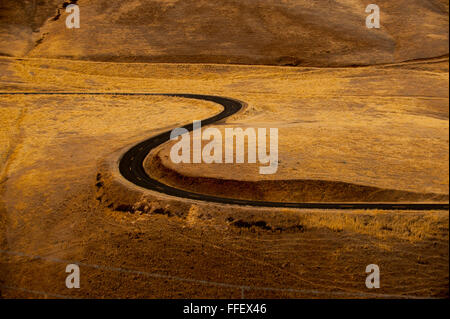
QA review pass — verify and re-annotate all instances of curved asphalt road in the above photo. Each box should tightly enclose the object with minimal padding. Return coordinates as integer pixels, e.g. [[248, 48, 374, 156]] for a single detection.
[[2, 92, 448, 210]]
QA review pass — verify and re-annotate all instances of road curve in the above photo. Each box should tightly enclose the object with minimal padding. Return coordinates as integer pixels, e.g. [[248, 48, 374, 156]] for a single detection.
[[2, 92, 448, 210]]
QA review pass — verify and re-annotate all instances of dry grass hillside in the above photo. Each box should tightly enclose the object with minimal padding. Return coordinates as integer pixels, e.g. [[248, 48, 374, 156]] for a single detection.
[[0, 57, 448, 298], [0, 0, 448, 299], [1, 0, 449, 66]]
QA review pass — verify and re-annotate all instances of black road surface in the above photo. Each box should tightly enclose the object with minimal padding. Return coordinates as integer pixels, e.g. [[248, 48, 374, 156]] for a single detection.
[[1, 92, 448, 211]]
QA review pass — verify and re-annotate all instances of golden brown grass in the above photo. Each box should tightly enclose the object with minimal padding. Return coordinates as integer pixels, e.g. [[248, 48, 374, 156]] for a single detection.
[[0, 56, 448, 298]]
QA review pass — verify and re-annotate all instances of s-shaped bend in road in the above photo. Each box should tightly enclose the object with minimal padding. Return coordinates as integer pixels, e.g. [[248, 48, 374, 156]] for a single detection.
[[1, 92, 448, 211]]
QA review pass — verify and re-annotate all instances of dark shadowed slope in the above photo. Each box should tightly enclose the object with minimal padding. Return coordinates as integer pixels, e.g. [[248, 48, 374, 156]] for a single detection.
[[0, 0, 448, 66]]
